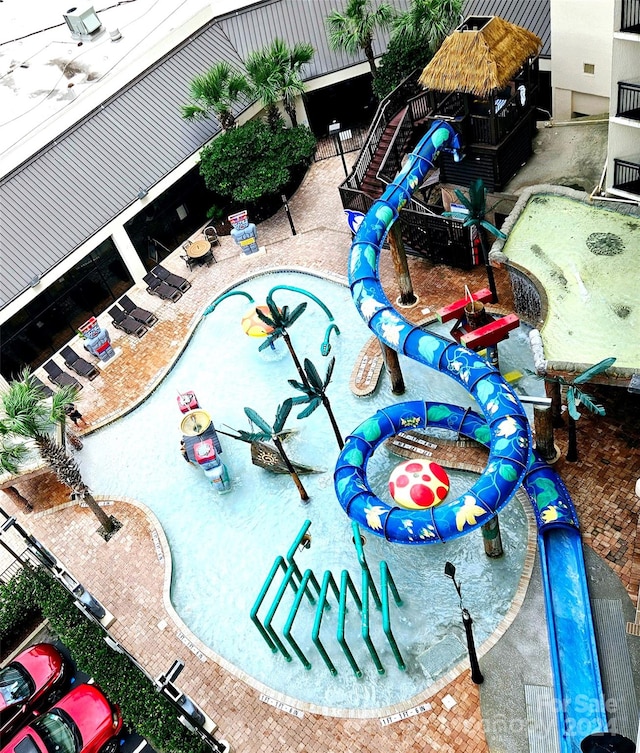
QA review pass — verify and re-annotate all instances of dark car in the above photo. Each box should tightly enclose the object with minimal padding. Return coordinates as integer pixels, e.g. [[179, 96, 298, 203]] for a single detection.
[[0, 682, 123, 753], [0, 643, 68, 738]]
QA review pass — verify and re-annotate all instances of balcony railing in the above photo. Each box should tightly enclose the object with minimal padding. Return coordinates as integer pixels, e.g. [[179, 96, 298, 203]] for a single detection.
[[616, 81, 640, 120], [613, 158, 640, 195], [621, 0, 640, 32]]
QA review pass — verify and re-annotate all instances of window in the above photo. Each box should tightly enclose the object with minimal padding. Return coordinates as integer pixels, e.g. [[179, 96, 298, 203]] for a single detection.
[[583, 63, 595, 75]]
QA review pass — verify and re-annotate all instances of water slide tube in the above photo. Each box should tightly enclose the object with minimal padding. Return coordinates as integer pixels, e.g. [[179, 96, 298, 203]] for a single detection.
[[333, 120, 607, 749]]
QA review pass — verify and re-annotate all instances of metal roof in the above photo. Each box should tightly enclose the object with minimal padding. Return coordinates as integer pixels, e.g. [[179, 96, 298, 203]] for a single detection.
[[0, 0, 549, 309], [463, 0, 550, 57]]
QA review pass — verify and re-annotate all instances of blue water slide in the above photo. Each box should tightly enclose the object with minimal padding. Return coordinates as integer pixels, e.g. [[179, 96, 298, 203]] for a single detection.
[[334, 120, 607, 749]]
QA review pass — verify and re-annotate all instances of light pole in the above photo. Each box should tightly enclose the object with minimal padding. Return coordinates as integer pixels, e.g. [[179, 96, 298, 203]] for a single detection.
[[281, 193, 296, 236], [580, 733, 636, 752], [444, 561, 484, 685]]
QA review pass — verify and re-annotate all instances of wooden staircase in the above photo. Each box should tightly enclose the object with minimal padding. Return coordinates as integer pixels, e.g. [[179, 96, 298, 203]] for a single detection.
[[360, 107, 408, 199]]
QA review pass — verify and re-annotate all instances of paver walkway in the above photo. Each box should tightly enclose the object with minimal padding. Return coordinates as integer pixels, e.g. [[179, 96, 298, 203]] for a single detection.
[[2, 154, 640, 753]]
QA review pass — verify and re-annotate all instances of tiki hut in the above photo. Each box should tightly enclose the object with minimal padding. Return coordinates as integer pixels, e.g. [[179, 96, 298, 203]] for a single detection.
[[419, 16, 542, 97], [417, 16, 543, 191]]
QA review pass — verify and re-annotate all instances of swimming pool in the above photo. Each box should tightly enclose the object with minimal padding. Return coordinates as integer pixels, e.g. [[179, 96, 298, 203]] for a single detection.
[[78, 271, 538, 713]]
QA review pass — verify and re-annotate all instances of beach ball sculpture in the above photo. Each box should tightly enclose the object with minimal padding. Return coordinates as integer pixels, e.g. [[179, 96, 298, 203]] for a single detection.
[[388, 459, 450, 510], [241, 305, 274, 338]]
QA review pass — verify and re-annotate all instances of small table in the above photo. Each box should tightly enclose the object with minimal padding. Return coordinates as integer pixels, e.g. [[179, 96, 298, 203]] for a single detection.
[[186, 239, 211, 259]]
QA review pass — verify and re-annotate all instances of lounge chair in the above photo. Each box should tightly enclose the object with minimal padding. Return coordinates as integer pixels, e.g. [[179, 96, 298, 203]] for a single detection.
[[143, 272, 182, 302], [43, 360, 83, 391], [119, 294, 158, 326], [32, 375, 54, 398], [152, 264, 191, 293], [60, 345, 100, 380], [108, 305, 148, 338]]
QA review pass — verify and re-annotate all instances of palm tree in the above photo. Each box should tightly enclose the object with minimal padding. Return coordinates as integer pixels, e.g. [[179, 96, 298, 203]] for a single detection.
[[326, 0, 396, 80], [393, 0, 462, 52], [443, 178, 506, 302], [289, 358, 344, 449], [0, 370, 115, 534], [229, 401, 309, 501], [245, 38, 314, 128], [181, 61, 251, 131], [256, 300, 308, 385], [544, 358, 616, 462]]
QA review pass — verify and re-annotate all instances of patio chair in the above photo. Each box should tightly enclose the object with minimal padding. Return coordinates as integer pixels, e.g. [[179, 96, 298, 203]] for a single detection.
[[108, 305, 148, 338], [119, 294, 158, 326], [180, 253, 197, 271], [60, 345, 100, 380], [43, 360, 83, 391], [152, 264, 191, 293], [203, 226, 220, 246], [143, 272, 182, 303], [32, 375, 54, 398]]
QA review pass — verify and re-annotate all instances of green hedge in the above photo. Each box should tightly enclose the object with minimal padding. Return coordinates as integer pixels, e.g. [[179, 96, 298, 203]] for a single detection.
[[199, 120, 317, 204], [0, 567, 209, 753]]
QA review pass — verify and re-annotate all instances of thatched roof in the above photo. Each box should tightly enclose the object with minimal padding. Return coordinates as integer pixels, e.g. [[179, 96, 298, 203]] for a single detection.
[[419, 16, 542, 97]]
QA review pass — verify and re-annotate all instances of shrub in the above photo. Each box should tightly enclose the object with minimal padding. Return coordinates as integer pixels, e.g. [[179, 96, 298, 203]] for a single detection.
[[372, 33, 434, 101], [0, 567, 209, 753], [199, 120, 316, 205]]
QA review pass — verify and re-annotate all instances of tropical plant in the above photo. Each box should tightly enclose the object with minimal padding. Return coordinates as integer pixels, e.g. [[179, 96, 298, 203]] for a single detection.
[[198, 120, 316, 204], [326, 0, 396, 80], [245, 38, 314, 128], [229, 401, 309, 501], [289, 357, 344, 449], [544, 358, 616, 462], [443, 178, 505, 302], [372, 29, 434, 100], [181, 61, 251, 131], [256, 299, 309, 385], [0, 370, 115, 534], [393, 0, 462, 51]]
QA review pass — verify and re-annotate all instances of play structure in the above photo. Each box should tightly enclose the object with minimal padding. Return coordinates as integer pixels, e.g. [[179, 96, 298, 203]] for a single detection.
[[251, 520, 405, 677], [335, 120, 607, 750], [177, 391, 231, 494]]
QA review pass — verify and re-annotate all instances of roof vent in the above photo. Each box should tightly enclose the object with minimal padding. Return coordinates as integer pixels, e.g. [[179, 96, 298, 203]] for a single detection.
[[63, 5, 103, 41]]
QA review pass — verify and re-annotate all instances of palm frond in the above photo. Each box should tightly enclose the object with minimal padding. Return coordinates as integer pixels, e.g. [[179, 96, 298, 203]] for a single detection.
[[244, 407, 273, 435], [273, 399, 293, 434], [566, 387, 581, 421], [297, 398, 321, 419], [573, 357, 616, 385], [576, 390, 606, 416]]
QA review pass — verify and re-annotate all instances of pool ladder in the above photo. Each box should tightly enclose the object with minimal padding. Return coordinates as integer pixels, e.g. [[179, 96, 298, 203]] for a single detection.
[[250, 520, 406, 677]]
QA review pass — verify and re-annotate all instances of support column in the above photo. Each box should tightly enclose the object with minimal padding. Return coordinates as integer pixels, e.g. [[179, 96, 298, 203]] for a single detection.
[[481, 515, 503, 558], [381, 343, 405, 395], [111, 224, 147, 284], [545, 380, 564, 428], [533, 405, 556, 461], [388, 224, 416, 307]]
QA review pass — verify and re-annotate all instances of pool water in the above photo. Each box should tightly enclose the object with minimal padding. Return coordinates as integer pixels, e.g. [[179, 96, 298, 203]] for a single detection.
[[79, 271, 539, 712]]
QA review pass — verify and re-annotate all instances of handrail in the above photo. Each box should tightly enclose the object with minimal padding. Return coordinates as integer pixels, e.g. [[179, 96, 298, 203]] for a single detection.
[[250, 555, 293, 652], [361, 569, 385, 675], [263, 563, 297, 661], [337, 570, 363, 677], [351, 521, 381, 608], [283, 570, 313, 670], [380, 562, 406, 671], [285, 519, 320, 604], [311, 570, 340, 676]]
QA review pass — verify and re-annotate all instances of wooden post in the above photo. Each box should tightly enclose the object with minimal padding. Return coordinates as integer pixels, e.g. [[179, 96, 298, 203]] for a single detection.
[[481, 515, 503, 558], [381, 343, 405, 395], [533, 405, 555, 461], [545, 380, 564, 428], [388, 224, 416, 307]]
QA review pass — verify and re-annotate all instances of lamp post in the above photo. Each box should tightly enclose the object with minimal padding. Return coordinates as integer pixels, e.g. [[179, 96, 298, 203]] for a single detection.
[[580, 733, 636, 752], [444, 561, 484, 685], [281, 194, 296, 236], [329, 120, 348, 178]]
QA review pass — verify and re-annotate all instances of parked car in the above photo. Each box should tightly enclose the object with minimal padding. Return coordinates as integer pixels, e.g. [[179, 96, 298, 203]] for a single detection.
[[0, 643, 68, 738], [0, 682, 123, 753]]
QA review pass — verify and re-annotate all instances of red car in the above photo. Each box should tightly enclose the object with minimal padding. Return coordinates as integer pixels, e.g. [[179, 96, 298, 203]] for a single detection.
[[0, 643, 68, 738], [0, 682, 122, 753]]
